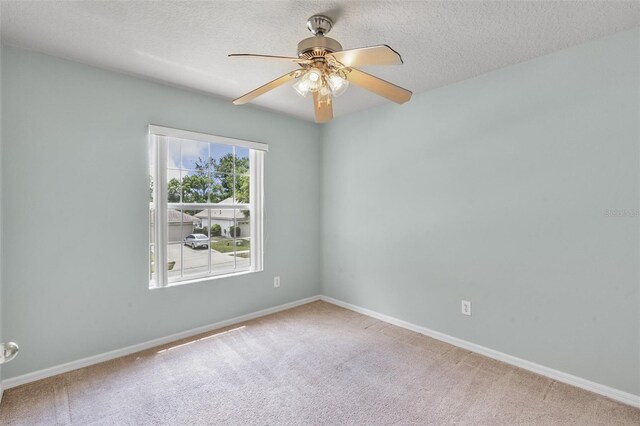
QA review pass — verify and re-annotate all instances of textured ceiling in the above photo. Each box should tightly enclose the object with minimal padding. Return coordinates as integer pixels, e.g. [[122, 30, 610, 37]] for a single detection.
[[1, 1, 639, 122]]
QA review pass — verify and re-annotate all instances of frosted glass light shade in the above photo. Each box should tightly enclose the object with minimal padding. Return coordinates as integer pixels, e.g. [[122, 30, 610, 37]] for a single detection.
[[293, 69, 349, 98], [305, 68, 323, 92], [293, 78, 311, 97], [327, 72, 349, 97]]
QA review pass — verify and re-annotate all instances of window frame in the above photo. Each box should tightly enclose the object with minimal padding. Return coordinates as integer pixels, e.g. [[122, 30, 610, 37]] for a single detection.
[[148, 125, 266, 289]]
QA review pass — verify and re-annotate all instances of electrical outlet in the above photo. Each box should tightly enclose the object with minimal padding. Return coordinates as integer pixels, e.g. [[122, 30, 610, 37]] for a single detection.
[[461, 300, 471, 316], [274, 276, 281, 288]]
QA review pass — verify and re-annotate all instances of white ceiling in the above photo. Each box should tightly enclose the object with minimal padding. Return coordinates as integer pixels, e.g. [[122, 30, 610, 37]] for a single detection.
[[1, 1, 639, 122]]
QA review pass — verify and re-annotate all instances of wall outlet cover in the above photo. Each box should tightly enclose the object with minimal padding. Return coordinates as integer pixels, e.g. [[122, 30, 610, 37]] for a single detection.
[[461, 300, 471, 316]]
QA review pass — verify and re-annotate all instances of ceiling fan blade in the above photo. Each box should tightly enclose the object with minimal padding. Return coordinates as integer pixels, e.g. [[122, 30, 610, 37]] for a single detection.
[[313, 92, 333, 123], [232, 71, 298, 105], [329, 45, 403, 67], [345, 68, 412, 104], [229, 53, 308, 64]]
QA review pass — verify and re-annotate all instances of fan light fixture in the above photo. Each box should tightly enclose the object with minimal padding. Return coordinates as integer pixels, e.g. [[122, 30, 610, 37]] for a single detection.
[[292, 68, 349, 98], [229, 14, 412, 123]]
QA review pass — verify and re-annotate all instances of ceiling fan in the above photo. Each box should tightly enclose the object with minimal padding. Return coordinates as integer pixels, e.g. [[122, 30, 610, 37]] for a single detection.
[[229, 15, 412, 123]]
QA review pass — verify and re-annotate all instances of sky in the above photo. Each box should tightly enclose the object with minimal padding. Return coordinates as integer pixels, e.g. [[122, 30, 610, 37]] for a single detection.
[[163, 137, 249, 182]]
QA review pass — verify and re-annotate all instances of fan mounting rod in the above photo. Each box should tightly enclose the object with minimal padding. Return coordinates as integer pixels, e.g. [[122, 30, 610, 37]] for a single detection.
[[306, 15, 333, 36], [298, 15, 342, 58]]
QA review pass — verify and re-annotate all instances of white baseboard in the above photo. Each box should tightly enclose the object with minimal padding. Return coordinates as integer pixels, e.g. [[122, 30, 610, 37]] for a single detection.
[[4, 294, 638, 410], [2, 295, 321, 390], [319, 295, 640, 409]]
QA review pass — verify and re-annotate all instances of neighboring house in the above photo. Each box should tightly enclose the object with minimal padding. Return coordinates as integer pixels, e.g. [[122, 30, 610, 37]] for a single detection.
[[150, 209, 200, 243], [169, 209, 201, 242], [195, 198, 250, 238]]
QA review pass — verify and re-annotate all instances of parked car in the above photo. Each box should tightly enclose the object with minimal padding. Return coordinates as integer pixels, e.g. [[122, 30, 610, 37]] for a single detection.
[[184, 234, 209, 249]]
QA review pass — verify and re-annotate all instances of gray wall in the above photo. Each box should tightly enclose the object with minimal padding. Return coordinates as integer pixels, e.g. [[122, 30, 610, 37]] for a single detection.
[[0, 43, 3, 394], [2, 28, 639, 397], [321, 29, 640, 395], [1, 46, 322, 379]]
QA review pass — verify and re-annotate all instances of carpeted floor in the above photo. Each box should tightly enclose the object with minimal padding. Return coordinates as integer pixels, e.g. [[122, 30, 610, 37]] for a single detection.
[[1, 300, 638, 425]]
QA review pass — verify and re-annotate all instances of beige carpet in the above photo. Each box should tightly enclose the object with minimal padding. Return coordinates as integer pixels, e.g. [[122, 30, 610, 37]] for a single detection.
[[1, 301, 638, 425]]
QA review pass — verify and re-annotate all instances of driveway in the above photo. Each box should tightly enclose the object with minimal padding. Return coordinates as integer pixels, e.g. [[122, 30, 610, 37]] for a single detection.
[[167, 242, 250, 279]]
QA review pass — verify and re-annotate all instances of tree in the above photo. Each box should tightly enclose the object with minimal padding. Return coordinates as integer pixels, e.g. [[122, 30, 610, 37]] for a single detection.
[[181, 174, 211, 203], [213, 153, 249, 203], [167, 157, 215, 203], [229, 226, 241, 238], [165, 153, 250, 205], [193, 226, 209, 236], [167, 178, 181, 202]]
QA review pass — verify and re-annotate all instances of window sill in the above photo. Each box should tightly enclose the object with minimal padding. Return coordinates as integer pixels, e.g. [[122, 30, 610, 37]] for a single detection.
[[149, 268, 261, 290]]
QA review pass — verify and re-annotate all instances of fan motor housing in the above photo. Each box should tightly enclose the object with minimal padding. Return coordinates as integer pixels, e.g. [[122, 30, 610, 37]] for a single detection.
[[297, 36, 343, 58]]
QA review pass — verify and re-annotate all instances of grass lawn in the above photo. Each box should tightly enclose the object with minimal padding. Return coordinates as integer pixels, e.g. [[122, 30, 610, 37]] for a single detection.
[[149, 251, 176, 272], [211, 238, 250, 253]]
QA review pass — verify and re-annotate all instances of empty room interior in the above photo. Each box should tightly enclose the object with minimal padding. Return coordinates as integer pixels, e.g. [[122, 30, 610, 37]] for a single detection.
[[0, 1, 639, 424]]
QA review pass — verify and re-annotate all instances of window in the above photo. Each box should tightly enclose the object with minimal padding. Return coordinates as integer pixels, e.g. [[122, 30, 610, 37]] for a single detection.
[[148, 125, 266, 288]]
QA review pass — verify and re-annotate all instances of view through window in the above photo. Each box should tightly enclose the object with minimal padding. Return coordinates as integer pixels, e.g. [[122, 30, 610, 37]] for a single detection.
[[149, 126, 265, 288]]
